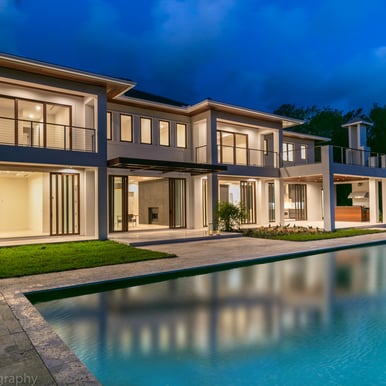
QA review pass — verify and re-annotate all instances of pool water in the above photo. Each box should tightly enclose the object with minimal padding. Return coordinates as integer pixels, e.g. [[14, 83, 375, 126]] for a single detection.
[[33, 245, 386, 385]]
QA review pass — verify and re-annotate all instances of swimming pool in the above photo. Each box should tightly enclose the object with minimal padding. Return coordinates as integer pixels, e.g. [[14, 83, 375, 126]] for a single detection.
[[32, 245, 386, 385]]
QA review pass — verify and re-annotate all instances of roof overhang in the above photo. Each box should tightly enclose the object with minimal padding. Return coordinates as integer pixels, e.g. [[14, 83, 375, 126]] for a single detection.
[[283, 130, 331, 142], [108, 157, 227, 175], [188, 99, 304, 128], [0, 53, 135, 99]]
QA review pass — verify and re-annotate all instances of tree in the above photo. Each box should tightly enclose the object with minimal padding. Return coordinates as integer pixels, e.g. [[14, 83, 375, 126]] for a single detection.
[[274, 104, 368, 148], [368, 104, 386, 154]]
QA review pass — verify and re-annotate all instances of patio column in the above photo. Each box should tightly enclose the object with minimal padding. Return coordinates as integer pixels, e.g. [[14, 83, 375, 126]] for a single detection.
[[98, 166, 108, 240], [274, 179, 284, 225], [208, 173, 218, 231], [322, 146, 335, 231], [369, 179, 379, 223]]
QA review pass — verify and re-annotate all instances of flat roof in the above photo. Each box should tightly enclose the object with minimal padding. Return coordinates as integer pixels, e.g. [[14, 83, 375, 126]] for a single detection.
[[108, 157, 227, 175]]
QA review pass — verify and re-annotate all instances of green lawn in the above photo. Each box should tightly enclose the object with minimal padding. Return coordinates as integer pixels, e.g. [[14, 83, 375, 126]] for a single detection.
[[243, 227, 385, 241], [0, 240, 175, 279]]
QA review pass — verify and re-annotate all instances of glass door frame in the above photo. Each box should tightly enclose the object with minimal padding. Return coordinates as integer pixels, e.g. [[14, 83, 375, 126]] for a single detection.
[[50, 172, 80, 236]]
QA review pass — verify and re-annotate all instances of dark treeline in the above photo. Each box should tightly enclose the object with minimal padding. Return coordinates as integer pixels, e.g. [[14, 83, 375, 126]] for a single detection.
[[273, 104, 386, 154]]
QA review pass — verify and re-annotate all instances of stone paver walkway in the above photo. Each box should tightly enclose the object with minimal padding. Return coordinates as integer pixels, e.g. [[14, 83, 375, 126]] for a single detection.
[[1, 232, 386, 384]]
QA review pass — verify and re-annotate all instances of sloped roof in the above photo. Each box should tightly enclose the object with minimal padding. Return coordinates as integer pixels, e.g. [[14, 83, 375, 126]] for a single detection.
[[124, 89, 188, 107]]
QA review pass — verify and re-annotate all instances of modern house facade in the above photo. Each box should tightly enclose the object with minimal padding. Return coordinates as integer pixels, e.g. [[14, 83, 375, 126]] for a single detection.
[[1, 53, 386, 241]]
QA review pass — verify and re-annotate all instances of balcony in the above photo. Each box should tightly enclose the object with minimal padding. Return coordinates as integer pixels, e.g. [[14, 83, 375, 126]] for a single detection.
[[195, 145, 279, 168], [0, 116, 96, 152], [283, 145, 386, 169]]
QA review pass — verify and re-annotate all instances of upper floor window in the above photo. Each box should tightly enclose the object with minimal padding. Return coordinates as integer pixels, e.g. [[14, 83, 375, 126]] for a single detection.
[[140, 117, 152, 144], [120, 114, 132, 142], [283, 142, 294, 162], [159, 120, 170, 146], [107, 112, 112, 140], [176, 123, 187, 148], [263, 139, 268, 155], [300, 144, 307, 160], [217, 130, 247, 165]]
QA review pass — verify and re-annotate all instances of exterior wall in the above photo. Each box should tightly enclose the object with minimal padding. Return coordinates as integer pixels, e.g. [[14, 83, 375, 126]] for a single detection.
[[107, 102, 192, 162], [138, 179, 169, 225], [0, 68, 107, 168], [282, 135, 315, 165], [306, 183, 323, 221], [0, 65, 108, 240]]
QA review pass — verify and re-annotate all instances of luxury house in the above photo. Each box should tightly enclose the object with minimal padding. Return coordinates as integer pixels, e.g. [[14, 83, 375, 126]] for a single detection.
[[1, 53, 386, 241]]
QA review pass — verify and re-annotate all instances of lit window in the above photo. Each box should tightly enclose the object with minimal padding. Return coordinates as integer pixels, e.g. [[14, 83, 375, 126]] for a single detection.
[[176, 123, 187, 148], [140, 117, 152, 144], [300, 144, 307, 160], [159, 120, 170, 146], [263, 139, 268, 155], [120, 114, 132, 142], [283, 142, 294, 162], [107, 112, 112, 140]]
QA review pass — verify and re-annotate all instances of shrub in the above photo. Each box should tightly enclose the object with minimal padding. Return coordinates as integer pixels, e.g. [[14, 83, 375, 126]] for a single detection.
[[216, 201, 246, 232]]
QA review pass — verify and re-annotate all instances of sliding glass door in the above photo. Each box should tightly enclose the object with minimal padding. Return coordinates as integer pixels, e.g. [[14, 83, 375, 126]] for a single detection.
[[169, 178, 186, 229], [240, 180, 256, 224], [50, 173, 79, 235]]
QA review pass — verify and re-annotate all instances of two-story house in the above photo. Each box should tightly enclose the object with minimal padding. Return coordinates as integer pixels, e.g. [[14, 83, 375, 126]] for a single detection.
[[1, 53, 386, 242]]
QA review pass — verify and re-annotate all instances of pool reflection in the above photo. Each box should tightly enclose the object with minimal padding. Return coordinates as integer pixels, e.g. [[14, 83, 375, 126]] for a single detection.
[[37, 246, 386, 362]]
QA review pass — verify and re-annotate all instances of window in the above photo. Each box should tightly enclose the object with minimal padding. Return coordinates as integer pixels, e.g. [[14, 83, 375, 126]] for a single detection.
[[176, 123, 187, 148], [217, 130, 248, 165], [159, 120, 170, 146], [0, 96, 15, 144], [283, 142, 294, 162], [300, 144, 307, 160], [120, 114, 132, 142], [263, 139, 268, 155], [140, 117, 152, 144], [107, 112, 112, 140]]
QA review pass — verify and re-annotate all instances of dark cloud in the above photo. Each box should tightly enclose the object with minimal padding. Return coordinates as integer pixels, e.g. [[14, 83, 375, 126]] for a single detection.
[[1, 0, 386, 113]]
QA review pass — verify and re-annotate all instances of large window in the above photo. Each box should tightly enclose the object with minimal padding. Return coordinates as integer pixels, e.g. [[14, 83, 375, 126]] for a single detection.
[[159, 120, 170, 146], [241, 180, 256, 224], [283, 142, 294, 162], [120, 114, 132, 142], [217, 130, 248, 165], [0, 95, 98, 152], [176, 123, 187, 148], [0, 96, 15, 144], [140, 117, 152, 144], [107, 112, 112, 140]]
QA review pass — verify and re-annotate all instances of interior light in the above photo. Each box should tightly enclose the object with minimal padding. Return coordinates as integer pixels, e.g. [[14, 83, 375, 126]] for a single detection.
[[35, 105, 41, 111], [29, 114, 34, 119]]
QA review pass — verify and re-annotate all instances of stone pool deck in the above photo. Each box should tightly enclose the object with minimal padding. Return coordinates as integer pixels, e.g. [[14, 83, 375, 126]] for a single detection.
[[1, 232, 386, 385]]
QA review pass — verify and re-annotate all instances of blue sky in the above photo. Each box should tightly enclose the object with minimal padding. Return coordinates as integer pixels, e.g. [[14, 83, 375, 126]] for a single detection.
[[1, 0, 386, 113]]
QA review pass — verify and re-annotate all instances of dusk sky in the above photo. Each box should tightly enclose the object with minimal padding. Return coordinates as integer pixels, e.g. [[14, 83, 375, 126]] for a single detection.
[[1, 0, 386, 114]]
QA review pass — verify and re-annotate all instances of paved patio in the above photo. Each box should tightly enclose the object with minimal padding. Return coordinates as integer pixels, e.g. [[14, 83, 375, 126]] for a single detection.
[[1, 230, 386, 384]]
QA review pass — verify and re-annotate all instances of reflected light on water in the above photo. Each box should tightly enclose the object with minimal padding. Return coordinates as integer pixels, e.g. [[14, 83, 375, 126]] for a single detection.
[[35, 245, 386, 385]]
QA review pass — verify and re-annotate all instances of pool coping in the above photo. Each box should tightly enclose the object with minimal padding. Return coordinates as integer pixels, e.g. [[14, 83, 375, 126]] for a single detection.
[[2, 234, 386, 385]]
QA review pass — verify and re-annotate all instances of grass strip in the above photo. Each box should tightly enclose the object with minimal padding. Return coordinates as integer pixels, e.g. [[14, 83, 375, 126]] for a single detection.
[[0, 240, 175, 278], [243, 227, 385, 241]]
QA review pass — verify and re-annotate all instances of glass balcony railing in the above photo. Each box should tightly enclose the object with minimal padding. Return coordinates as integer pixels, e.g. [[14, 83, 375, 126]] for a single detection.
[[0, 116, 96, 152]]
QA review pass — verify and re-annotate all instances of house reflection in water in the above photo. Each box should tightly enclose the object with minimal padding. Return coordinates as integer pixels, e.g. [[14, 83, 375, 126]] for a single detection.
[[37, 246, 386, 365]]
